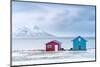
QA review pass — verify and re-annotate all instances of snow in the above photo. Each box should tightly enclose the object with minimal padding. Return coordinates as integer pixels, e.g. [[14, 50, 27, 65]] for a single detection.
[[12, 49, 95, 66]]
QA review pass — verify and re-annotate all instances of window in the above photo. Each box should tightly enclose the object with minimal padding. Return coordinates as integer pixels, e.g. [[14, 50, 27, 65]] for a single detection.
[[47, 45, 52, 48], [78, 38, 81, 42]]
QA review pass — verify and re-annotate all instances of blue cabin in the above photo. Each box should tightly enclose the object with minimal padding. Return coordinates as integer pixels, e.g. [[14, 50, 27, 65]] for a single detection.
[[71, 36, 87, 50]]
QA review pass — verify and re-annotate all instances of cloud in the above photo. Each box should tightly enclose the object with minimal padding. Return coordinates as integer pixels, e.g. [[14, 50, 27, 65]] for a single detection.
[[12, 2, 95, 37]]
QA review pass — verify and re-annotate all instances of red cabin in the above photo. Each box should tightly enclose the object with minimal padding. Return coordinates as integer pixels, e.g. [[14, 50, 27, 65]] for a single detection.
[[46, 40, 61, 51]]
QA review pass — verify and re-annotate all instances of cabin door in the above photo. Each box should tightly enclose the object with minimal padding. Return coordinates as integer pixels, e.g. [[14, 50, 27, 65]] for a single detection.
[[79, 45, 81, 50], [55, 45, 58, 51]]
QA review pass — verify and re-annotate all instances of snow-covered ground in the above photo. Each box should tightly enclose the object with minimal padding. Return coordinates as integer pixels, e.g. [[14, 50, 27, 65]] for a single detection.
[[12, 37, 95, 66], [12, 48, 95, 66]]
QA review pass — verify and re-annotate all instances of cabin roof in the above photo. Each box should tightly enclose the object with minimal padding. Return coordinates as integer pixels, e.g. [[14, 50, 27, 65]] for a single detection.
[[46, 40, 62, 45], [72, 36, 87, 42]]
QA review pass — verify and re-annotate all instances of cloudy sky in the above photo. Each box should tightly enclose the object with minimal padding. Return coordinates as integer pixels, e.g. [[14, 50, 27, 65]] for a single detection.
[[12, 1, 96, 37]]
